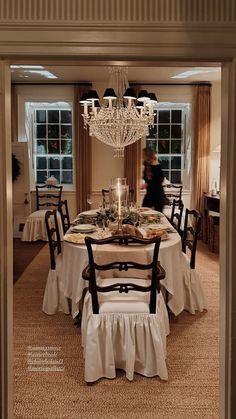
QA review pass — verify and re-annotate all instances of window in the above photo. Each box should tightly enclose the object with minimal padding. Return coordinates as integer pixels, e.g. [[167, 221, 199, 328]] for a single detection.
[[30, 103, 73, 186], [145, 103, 191, 188]]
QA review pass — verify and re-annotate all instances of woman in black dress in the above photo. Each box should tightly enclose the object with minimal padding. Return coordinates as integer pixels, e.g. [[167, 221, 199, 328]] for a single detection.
[[142, 147, 168, 213]]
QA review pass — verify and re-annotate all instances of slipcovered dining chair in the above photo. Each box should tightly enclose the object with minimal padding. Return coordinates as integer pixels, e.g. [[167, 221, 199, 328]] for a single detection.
[[81, 234, 169, 383], [181, 208, 207, 314], [22, 184, 63, 241], [42, 209, 70, 315], [58, 199, 71, 234]]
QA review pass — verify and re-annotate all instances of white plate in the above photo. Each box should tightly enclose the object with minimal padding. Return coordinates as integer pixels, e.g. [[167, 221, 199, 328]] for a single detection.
[[79, 209, 98, 217], [71, 224, 96, 233], [139, 209, 161, 215], [147, 224, 170, 231]]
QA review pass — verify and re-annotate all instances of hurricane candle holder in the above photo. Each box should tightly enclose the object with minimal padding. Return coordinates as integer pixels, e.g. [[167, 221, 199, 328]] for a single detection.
[[109, 178, 129, 232]]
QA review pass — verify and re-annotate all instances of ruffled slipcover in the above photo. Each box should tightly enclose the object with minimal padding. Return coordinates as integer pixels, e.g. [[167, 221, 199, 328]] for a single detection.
[[22, 210, 64, 242], [42, 254, 70, 315], [181, 252, 208, 314], [81, 282, 169, 383]]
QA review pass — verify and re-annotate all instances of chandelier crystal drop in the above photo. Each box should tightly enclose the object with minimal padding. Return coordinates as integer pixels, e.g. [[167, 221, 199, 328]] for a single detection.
[[80, 67, 158, 157]]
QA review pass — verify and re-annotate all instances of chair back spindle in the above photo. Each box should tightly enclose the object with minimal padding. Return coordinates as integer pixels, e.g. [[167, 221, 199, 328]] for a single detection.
[[45, 210, 62, 270], [182, 209, 201, 269], [170, 198, 184, 233], [36, 184, 63, 210], [58, 199, 71, 234]]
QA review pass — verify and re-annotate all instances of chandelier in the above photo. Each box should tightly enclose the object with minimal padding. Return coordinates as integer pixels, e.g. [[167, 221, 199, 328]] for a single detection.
[[80, 67, 158, 157]]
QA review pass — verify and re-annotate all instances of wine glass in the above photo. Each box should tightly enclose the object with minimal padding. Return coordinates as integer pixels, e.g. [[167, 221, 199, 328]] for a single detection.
[[87, 194, 93, 206]]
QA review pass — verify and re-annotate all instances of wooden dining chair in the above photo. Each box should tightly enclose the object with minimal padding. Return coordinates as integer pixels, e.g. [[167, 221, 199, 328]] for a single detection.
[[170, 198, 184, 234], [42, 210, 70, 315], [162, 183, 183, 220], [22, 184, 63, 241], [181, 208, 207, 314], [163, 183, 183, 203], [58, 199, 71, 234], [182, 208, 201, 269], [81, 234, 169, 383]]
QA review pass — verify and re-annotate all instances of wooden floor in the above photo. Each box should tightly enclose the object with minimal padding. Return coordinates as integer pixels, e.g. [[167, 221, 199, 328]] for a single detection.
[[13, 238, 46, 283]]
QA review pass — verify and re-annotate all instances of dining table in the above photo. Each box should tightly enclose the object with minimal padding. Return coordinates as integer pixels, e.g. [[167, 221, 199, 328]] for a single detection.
[[60, 209, 186, 318]]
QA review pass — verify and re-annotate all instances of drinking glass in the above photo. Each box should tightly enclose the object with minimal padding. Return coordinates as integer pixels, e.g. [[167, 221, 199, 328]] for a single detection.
[[87, 194, 93, 206]]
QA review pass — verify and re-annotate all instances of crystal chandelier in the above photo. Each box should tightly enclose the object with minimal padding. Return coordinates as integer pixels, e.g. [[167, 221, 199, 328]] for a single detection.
[[80, 67, 158, 157]]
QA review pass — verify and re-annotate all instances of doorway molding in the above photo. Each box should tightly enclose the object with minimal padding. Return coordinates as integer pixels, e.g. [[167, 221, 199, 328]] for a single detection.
[[1, 2, 236, 417]]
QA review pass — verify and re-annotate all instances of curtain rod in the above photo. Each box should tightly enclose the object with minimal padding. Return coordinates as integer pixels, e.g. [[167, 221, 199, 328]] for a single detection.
[[129, 82, 212, 86]]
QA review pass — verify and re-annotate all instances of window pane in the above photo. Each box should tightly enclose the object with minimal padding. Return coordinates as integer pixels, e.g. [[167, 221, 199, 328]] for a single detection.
[[62, 157, 72, 169], [171, 110, 182, 123], [36, 170, 47, 183], [36, 125, 46, 139], [49, 170, 60, 182], [158, 110, 170, 123], [146, 140, 157, 153], [171, 170, 182, 183], [61, 125, 72, 139], [36, 110, 46, 123], [61, 110, 72, 123], [36, 140, 47, 154], [49, 157, 60, 169], [61, 140, 72, 154], [61, 171, 73, 184], [158, 140, 170, 154], [171, 124, 182, 139], [158, 156, 170, 169], [153, 111, 157, 124], [158, 125, 170, 139], [33, 104, 73, 187], [48, 110, 59, 123], [171, 156, 182, 169], [48, 125, 59, 138], [36, 157, 47, 169], [48, 140, 60, 154], [163, 170, 170, 181], [171, 140, 182, 154], [148, 125, 157, 139]]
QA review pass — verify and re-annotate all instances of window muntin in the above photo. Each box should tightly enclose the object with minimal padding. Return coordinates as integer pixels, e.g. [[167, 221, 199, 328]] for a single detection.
[[33, 107, 73, 185], [145, 103, 191, 187]]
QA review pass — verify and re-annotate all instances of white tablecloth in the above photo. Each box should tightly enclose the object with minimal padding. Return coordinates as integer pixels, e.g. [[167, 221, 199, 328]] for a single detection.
[[61, 220, 185, 318]]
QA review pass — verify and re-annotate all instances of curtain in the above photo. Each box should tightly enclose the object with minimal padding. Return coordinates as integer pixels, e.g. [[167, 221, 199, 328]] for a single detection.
[[11, 85, 18, 142], [124, 141, 141, 204], [192, 85, 211, 214], [74, 85, 92, 213], [124, 84, 141, 204]]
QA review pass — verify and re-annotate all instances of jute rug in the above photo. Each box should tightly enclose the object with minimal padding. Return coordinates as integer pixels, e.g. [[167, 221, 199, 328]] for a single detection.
[[13, 241, 219, 419]]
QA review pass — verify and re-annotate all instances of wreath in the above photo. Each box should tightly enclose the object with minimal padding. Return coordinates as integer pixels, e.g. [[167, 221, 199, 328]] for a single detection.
[[12, 154, 21, 182]]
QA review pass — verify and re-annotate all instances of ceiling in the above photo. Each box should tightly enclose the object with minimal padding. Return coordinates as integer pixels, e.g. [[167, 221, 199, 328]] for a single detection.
[[11, 65, 221, 84]]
